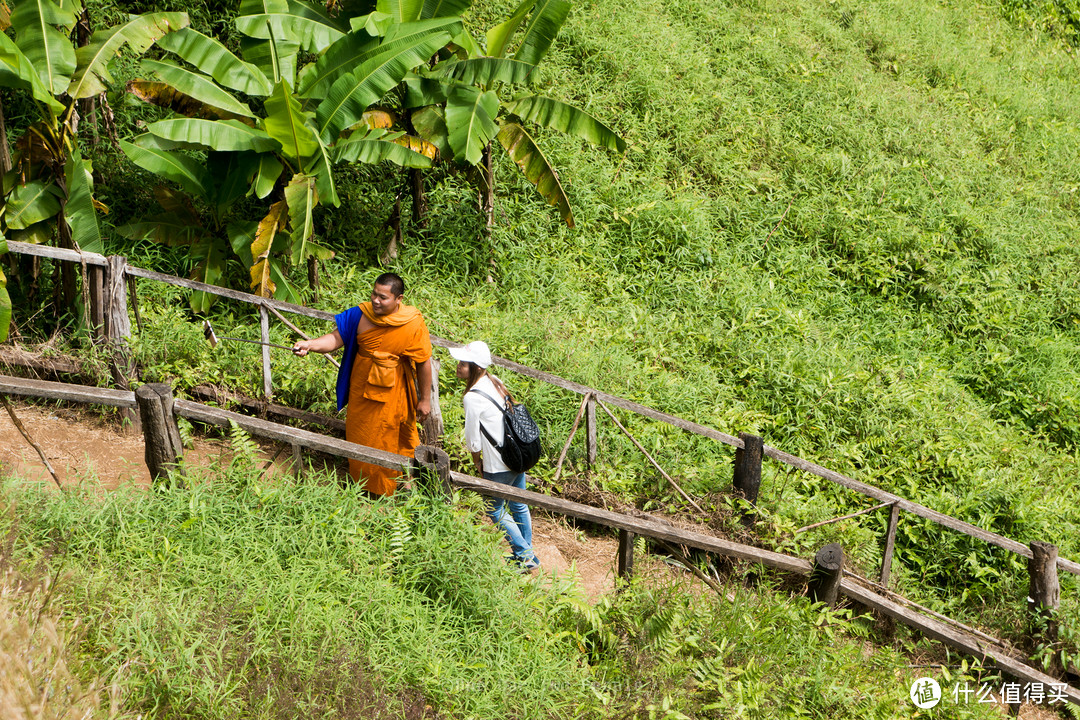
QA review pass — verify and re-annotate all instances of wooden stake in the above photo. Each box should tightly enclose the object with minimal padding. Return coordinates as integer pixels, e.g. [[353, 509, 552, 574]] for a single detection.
[[795, 501, 892, 534], [617, 529, 635, 580], [808, 543, 844, 607], [419, 357, 443, 446], [553, 392, 592, 484], [585, 394, 597, 472], [1, 396, 62, 490], [259, 305, 272, 402], [136, 383, 185, 485], [596, 398, 704, 514], [1028, 541, 1060, 648], [880, 503, 901, 587]]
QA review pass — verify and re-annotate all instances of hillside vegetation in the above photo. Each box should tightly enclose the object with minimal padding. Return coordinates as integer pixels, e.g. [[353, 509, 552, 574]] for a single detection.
[[4, 0, 1080, 714]]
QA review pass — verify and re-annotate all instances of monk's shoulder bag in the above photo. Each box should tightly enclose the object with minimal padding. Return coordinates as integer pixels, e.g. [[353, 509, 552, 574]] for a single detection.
[[468, 388, 542, 473]]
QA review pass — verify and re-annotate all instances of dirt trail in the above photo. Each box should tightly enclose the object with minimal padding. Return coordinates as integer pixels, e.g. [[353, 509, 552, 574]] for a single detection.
[[0, 402, 619, 598]]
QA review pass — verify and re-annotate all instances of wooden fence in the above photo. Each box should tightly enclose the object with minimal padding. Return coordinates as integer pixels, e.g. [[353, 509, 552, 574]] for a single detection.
[[7, 240, 1079, 582], [5, 242, 1080, 698], [0, 371, 1077, 705]]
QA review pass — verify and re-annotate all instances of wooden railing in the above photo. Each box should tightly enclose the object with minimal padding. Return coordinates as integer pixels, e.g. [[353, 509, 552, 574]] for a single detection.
[[0, 371, 1077, 705], [6, 240, 1079, 584]]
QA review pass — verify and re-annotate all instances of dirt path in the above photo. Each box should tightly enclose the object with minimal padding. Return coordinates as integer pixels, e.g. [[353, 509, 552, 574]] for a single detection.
[[0, 402, 619, 598]]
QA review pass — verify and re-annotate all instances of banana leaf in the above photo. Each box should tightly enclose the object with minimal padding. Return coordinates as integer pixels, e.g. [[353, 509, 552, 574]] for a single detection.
[[138, 59, 256, 120], [445, 85, 498, 165], [147, 118, 281, 153], [11, 0, 77, 97], [315, 27, 452, 141], [157, 28, 272, 96], [207, 151, 261, 216], [64, 147, 102, 253], [306, 133, 340, 207], [377, 0, 423, 23], [250, 199, 288, 297], [3, 179, 62, 230], [121, 136, 212, 199], [237, 0, 345, 53], [67, 12, 190, 99], [421, 0, 471, 19], [513, 0, 568, 66], [497, 121, 573, 227], [0, 32, 64, 112], [264, 79, 320, 161], [333, 128, 433, 167], [432, 56, 535, 87], [284, 173, 317, 265], [504, 95, 625, 152], [252, 153, 285, 200], [410, 105, 450, 158], [402, 73, 448, 108], [486, 0, 533, 59], [296, 30, 379, 100]]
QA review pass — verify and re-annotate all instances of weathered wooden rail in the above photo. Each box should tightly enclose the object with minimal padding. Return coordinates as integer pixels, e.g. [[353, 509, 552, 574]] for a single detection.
[[0, 373, 1077, 705], [6, 239, 1080, 586]]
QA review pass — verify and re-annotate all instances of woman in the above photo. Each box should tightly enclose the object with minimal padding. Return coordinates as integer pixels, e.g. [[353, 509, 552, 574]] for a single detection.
[[451, 341, 541, 572]]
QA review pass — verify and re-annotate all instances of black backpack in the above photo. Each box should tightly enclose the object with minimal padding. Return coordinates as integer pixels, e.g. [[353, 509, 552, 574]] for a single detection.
[[469, 388, 542, 473]]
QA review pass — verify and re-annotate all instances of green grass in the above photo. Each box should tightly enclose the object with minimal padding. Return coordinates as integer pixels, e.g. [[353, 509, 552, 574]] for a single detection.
[[7, 0, 1080, 709], [0, 464, 1019, 719]]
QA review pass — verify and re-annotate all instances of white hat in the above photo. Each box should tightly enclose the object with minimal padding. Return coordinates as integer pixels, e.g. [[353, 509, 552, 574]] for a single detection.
[[449, 340, 492, 368]]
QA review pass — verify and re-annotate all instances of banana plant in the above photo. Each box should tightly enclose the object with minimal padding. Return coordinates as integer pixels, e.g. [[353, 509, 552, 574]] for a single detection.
[[121, 0, 458, 307], [0, 228, 10, 342], [0, 0, 189, 262], [405, 0, 625, 229]]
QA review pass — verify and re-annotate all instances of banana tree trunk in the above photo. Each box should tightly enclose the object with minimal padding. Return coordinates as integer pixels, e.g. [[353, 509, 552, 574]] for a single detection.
[[0, 96, 10, 175], [481, 142, 494, 243], [410, 168, 427, 230], [307, 256, 319, 303]]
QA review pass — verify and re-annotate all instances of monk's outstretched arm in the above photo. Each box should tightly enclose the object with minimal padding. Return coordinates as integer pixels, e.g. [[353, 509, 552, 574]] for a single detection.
[[415, 358, 432, 422], [293, 330, 343, 356]]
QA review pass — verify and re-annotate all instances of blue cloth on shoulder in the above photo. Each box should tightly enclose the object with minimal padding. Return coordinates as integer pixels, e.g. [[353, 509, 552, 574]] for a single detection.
[[334, 306, 363, 411]]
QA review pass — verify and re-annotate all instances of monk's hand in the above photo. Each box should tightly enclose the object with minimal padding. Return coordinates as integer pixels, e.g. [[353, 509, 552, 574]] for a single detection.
[[417, 398, 432, 422]]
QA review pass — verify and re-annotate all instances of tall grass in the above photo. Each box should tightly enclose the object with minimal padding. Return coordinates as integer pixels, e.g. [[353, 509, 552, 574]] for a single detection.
[[1, 465, 1018, 719], [47, 0, 1080, 669]]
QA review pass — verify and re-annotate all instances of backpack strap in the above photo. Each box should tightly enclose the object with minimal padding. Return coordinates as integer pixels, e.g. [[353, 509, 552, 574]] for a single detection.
[[468, 388, 507, 448], [468, 388, 507, 412]]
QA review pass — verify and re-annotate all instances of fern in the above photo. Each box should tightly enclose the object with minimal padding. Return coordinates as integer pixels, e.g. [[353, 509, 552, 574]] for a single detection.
[[176, 416, 194, 450], [228, 421, 261, 475], [385, 510, 413, 571]]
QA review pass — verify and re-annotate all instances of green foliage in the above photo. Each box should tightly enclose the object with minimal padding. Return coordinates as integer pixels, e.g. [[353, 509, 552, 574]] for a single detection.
[[119, 2, 452, 307], [0, 0, 189, 254], [0, 476, 597, 718]]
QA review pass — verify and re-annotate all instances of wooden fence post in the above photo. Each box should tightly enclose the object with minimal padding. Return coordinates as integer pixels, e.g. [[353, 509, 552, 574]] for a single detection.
[[585, 395, 597, 473], [1028, 541, 1060, 647], [733, 432, 763, 525], [420, 357, 443, 446], [136, 383, 185, 485], [879, 502, 900, 587], [808, 543, 844, 607], [291, 442, 303, 478], [259, 304, 272, 402], [88, 264, 105, 341], [617, 529, 635, 581], [105, 256, 139, 431], [413, 444, 451, 498]]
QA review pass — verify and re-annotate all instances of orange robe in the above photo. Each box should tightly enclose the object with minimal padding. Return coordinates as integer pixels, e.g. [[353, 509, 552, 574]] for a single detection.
[[344, 302, 432, 495]]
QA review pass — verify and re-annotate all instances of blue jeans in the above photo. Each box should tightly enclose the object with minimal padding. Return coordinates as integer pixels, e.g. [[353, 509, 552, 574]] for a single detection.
[[484, 470, 538, 565]]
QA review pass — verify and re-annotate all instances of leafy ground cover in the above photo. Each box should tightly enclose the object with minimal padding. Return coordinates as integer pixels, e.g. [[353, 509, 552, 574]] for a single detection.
[[5, 0, 1080, 712], [0, 456, 1018, 719]]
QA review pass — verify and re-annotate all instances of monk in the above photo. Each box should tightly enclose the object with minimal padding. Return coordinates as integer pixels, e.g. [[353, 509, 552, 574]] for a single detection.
[[293, 273, 432, 496]]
